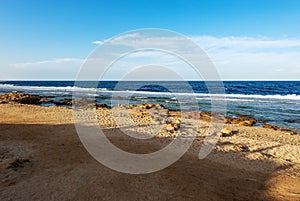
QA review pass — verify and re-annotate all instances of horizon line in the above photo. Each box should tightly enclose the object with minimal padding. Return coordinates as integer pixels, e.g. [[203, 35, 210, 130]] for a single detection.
[[0, 79, 299, 82]]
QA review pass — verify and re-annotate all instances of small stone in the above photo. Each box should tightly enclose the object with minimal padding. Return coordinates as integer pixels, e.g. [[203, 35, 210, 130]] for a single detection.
[[173, 123, 180, 131], [165, 124, 175, 133], [234, 144, 249, 152], [221, 128, 233, 137]]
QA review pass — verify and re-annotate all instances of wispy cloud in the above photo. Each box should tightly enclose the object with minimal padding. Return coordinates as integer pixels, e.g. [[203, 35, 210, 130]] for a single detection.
[[111, 33, 140, 42], [5, 35, 300, 80], [90, 34, 300, 79], [192, 36, 300, 50]]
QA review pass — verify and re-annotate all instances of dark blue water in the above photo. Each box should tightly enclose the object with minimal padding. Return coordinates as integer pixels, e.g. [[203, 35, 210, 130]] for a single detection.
[[0, 81, 299, 131]]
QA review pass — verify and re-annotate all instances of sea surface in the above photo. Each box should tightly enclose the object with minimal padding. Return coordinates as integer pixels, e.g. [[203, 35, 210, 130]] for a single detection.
[[0, 81, 299, 131]]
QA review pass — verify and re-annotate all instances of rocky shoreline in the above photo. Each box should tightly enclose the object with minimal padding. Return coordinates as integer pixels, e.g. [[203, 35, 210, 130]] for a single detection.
[[0, 92, 298, 136], [1, 98, 300, 200]]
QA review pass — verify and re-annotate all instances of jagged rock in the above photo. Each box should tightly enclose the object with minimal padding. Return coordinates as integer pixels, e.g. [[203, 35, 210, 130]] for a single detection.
[[39, 99, 54, 103], [138, 103, 154, 109], [0, 92, 41, 104], [164, 117, 181, 133], [263, 123, 279, 131], [228, 115, 257, 126], [145, 104, 154, 109], [154, 104, 166, 109], [95, 103, 110, 109], [199, 112, 211, 122], [165, 123, 175, 133], [238, 120, 254, 126], [281, 129, 297, 135], [63, 98, 73, 105], [173, 119, 181, 125], [54, 98, 73, 106], [224, 116, 233, 124], [173, 123, 180, 131]]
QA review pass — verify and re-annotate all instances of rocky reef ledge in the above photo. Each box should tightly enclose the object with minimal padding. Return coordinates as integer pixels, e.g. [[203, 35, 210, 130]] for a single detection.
[[0, 92, 298, 135]]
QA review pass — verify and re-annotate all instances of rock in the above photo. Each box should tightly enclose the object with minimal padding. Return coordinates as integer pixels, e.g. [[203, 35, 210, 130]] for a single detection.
[[281, 129, 297, 135], [62, 98, 73, 105], [229, 115, 257, 126], [173, 119, 181, 125], [263, 123, 279, 131], [95, 103, 110, 109], [220, 128, 233, 137], [154, 104, 166, 109], [145, 104, 154, 109], [54, 98, 73, 106], [164, 119, 181, 133], [165, 124, 175, 133], [128, 105, 135, 109], [199, 112, 211, 122], [284, 119, 300, 123], [138, 103, 154, 109], [234, 144, 250, 152], [238, 120, 254, 126], [173, 123, 180, 131], [165, 118, 181, 130], [224, 116, 233, 124], [0, 92, 41, 104], [39, 99, 54, 103]]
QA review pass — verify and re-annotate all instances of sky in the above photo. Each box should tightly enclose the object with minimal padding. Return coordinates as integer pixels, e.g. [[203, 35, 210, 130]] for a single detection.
[[0, 0, 300, 80]]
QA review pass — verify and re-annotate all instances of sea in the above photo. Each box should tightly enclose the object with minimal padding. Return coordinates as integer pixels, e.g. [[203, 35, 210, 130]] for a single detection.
[[0, 80, 299, 131]]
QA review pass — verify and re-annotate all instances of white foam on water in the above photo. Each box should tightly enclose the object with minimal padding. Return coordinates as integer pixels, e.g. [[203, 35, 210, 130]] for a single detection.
[[1, 84, 300, 102]]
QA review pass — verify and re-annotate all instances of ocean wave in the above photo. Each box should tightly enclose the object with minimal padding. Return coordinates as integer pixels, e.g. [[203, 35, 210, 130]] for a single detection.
[[0, 84, 107, 92], [108, 91, 300, 101], [1, 83, 300, 101]]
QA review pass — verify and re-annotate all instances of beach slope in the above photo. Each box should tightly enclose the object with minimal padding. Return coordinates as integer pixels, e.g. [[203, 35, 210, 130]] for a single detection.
[[0, 104, 300, 200]]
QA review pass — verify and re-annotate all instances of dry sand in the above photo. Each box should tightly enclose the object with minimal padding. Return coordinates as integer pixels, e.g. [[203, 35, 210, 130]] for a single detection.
[[0, 103, 300, 200]]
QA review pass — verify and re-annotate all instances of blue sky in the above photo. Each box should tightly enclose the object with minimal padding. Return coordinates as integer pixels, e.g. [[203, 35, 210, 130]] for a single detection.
[[1, 0, 300, 80]]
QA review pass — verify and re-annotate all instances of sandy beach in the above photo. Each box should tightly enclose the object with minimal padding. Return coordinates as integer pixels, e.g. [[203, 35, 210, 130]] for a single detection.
[[0, 103, 299, 200]]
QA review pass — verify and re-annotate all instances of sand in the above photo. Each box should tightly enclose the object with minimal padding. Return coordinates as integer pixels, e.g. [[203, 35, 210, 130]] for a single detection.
[[0, 103, 300, 200]]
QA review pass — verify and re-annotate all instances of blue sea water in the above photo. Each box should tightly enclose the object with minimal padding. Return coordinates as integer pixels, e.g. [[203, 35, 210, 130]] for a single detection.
[[0, 81, 299, 131]]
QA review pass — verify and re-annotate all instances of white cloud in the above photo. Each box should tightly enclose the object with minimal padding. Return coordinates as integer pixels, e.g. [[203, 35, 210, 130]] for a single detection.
[[4, 35, 300, 80], [92, 40, 104, 45], [191, 36, 300, 50], [96, 34, 300, 79], [111, 33, 141, 42], [3, 58, 84, 80]]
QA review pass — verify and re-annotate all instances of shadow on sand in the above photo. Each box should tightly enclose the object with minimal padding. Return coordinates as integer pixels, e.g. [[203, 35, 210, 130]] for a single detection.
[[0, 123, 299, 201]]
